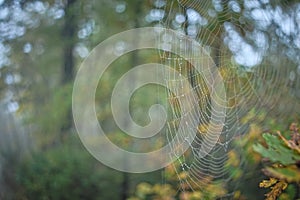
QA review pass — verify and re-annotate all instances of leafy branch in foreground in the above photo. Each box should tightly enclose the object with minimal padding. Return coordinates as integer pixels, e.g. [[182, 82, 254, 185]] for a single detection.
[[253, 123, 300, 200]]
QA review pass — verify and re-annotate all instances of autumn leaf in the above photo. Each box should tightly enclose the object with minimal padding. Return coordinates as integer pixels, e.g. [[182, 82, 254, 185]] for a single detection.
[[259, 178, 278, 188], [264, 180, 287, 200]]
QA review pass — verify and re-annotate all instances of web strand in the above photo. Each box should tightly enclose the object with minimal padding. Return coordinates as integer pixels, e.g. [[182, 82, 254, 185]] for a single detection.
[[157, 0, 300, 198]]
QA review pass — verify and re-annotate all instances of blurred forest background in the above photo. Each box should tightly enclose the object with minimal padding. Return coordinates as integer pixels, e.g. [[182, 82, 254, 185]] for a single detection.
[[0, 0, 300, 199]]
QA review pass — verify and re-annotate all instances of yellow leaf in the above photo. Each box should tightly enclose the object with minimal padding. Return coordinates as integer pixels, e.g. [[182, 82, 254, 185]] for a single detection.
[[226, 150, 239, 167], [265, 180, 287, 200], [259, 178, 278, 188]]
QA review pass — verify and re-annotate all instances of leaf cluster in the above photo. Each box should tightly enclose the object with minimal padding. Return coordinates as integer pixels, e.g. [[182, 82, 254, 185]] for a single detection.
[[253, 123, 300, 200]]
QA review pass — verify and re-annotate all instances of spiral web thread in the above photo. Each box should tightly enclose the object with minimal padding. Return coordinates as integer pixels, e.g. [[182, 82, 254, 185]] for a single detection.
[[157, 0, 300, 197]]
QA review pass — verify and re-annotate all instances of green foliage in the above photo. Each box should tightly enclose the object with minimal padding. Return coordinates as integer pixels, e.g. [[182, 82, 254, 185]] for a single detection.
[[225, 123, 266, 199], [278, 184, 296, 200], [254, 123, 300, 200], [16, 145, 122, 200], [253, 133, 300, 165], [265, 166, 300, 183], [129, 163, 227, 200], [1, 0, 300, 199], [128, 182, 176, 200]]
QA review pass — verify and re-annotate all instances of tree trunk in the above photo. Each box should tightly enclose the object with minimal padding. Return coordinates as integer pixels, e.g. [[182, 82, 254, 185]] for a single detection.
[[120, 2, 143, 199], [59, 0, 77, 142], [62, 0, 77, 84]]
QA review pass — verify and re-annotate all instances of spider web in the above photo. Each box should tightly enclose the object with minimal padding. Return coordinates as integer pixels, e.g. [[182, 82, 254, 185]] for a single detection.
[[156, 0, 300, 198]]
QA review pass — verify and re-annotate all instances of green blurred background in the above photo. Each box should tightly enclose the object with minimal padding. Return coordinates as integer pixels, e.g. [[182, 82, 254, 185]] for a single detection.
[[0, 0, 299, 199]]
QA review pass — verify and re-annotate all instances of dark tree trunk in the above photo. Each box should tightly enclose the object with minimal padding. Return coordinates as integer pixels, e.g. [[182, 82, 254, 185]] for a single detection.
[[62, 0, 77, 84], [62, 44, 75, 83], [59, 0, 78, 143], [120, 2, 143, 199], [121, 172, 129, 200]]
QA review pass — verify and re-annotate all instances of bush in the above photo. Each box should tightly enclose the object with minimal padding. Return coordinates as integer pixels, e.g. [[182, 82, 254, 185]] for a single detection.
[[16, 145, 122, 200]]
